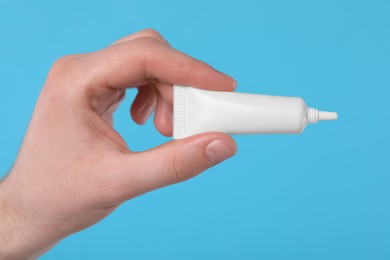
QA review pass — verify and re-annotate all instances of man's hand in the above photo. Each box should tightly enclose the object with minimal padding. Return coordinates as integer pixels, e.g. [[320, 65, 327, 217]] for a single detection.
[[0, 29, 237, 259]]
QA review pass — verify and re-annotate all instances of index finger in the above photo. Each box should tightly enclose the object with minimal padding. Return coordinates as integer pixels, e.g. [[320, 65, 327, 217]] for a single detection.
[[90, 37, 237, 94]]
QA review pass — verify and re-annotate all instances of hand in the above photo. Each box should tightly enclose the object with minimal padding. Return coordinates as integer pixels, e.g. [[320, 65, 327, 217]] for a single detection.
[[0, 29, 237, 259]]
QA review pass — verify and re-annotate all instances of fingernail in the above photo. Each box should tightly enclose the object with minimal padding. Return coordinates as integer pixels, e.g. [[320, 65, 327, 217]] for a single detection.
[[205, 139, 236, 166], [231, 78, 237, 89], [139, 105, 154, 123]]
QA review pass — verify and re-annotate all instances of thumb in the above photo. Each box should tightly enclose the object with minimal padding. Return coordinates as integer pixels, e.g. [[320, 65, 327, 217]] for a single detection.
[[115, 133, 237, 200]]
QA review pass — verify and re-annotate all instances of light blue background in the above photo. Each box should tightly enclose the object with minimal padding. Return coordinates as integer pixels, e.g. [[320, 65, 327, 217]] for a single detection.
[[1, 0, 389, 259]]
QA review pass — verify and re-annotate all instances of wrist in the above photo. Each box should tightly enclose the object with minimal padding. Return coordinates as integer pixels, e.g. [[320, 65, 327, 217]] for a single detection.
[[0, 177, 54, 260], [0, 179, 22, 259]]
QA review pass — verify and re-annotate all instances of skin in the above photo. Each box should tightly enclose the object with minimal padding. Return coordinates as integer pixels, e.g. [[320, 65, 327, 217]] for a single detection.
[[0, 29, 237, 259]]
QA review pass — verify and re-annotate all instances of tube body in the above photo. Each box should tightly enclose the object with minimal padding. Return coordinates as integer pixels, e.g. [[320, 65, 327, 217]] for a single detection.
[[173, 86, 309, 139]]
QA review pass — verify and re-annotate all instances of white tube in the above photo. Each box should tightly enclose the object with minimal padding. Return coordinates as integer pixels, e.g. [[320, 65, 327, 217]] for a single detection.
[[173, 85, 338, 139]]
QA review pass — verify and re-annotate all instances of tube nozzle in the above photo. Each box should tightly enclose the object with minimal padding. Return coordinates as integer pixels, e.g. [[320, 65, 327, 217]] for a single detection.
[[307, 108, 338, 124], [319, 111, 338, 121]]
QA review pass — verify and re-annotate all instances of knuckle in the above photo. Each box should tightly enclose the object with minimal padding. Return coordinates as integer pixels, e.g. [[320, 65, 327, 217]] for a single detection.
[[53, 54, 79, 66], [48, 55, 76, 79], [41, 65, 77, 106], [50, 54, 85, 73], [191, 59, 213, 74], [140, 28, 164, 40], [175, 59, 194, 81], [52, 56, 69, 69], [43, 54, 87, 97], [136, 36, 161, 49], [163, 151, 186, 183]]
